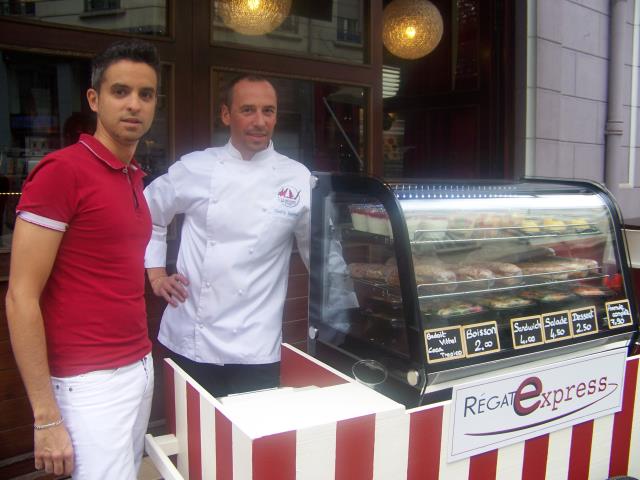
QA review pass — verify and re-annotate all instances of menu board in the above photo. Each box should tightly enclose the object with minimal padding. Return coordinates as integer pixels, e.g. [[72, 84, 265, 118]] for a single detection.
[[511, 315, 544, 349], [542, 310, 572, 343], [606, 299, 633, 328], [463, 321, 501, 357], [424, 326, 465, 363], [570, 306, 599, 337]]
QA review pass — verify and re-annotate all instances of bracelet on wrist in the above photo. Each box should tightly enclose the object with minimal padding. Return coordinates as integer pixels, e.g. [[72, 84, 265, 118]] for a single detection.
[[34, 417, 64, 430]]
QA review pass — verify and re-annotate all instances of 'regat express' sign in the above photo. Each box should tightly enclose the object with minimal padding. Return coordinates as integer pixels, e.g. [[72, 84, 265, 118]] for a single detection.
[[447, 348, 626, 461]]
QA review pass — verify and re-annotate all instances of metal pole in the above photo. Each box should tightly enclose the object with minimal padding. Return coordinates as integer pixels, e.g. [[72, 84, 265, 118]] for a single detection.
[[604, 0, 628, 185]]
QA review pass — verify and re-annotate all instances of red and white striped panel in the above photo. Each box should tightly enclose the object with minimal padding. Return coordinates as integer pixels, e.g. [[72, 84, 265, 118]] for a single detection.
[[162, 349, 640, 480]]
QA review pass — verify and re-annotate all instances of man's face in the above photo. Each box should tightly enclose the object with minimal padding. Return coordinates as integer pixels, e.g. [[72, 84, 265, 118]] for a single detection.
[[221, 79, 277, 160], [87, 60, 157, 149]]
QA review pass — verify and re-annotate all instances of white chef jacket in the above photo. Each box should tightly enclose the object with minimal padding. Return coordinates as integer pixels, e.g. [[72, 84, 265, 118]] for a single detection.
[[144, 141, 310, 364]]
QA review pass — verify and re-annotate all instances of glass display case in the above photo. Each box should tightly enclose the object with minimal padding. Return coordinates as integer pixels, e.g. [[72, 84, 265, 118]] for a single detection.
[[308, 173, 639, 407]]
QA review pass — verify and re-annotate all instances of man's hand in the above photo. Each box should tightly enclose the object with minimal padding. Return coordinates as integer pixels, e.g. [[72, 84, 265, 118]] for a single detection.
[[34, 424, 74, 476], [151, 273, 189, 307]]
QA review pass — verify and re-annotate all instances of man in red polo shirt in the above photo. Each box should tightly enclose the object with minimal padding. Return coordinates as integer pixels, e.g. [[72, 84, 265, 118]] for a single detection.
[[6, 40, 159, 479]]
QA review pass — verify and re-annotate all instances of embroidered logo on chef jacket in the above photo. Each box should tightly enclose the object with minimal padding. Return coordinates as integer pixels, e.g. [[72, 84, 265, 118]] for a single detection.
[[277, 186, 301, 208]]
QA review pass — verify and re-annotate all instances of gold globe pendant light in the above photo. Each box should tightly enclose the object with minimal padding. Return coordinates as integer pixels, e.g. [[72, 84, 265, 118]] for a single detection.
[[382, 0, 444, 60], [218, 0, 292, 36]]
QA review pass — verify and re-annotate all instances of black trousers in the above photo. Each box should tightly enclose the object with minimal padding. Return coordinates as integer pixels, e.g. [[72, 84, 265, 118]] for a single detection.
[[169, 350, 280, 398]]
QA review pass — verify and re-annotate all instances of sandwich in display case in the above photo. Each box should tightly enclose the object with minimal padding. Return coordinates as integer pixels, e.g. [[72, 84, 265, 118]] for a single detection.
[[308, 173, 639, 407]]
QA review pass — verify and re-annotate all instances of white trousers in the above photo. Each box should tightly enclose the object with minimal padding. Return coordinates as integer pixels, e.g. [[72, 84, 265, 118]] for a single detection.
[[51, 353, 154, 480]]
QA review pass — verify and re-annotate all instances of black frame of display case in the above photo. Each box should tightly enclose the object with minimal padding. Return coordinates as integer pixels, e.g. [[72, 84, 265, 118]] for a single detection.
[[308, 172, 640, 407]]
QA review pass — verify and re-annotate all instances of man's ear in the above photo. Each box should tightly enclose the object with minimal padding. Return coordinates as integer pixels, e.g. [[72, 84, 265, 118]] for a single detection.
[[87, 89, 99, 113], [221, 104, 231, 127]]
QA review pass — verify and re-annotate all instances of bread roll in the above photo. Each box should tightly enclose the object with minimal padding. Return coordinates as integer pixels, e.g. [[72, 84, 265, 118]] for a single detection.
[[383, 263, 400, 286], [451, 265, 495, 290], [452, 265, 495, 282], [414, 264, 457, 293], [519, 257, 599, 281], [518, 261, 570, 280], [471, 262, 523, 286], [348, 263, 386, 281]]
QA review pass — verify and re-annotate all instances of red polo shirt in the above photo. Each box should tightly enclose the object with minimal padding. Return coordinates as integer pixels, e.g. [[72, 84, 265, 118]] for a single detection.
[[17, 134, 152, 376]]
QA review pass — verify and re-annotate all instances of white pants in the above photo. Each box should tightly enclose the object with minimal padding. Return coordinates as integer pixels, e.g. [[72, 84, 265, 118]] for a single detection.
[[51, 353, 154, 480]]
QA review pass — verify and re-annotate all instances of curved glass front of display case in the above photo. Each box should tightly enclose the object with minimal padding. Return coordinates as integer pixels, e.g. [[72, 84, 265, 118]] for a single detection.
[[309, 174, 638, 402]]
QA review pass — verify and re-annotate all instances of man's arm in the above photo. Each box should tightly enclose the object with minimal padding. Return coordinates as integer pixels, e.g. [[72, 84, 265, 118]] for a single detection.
[[144, 168, 189, 306], [6, 217, 73, 476]]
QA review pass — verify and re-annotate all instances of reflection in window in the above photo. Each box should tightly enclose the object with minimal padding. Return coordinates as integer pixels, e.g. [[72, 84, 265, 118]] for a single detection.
[[0, 50, 170, 250], [382, 65, 400, 98], [212, 71, 366, 173], [1, 0, 167, 36], [85, 0, 120, 12], [1, 1, 35, 16], [336, 16, 360, 43], [212, 0, 365, 64], [382, 112, 406, 178], [139, 65, 171, 184], [453, 0, 479, 90], [277, 15, 299, 35]]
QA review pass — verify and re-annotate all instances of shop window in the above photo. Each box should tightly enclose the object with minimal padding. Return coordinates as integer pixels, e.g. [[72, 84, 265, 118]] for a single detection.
[[211, 71, 366, 173], [211, 0, 366, 65], [1, 0, 167, 37], [0, 50, 171, 250], [382, 0, 507, 180]]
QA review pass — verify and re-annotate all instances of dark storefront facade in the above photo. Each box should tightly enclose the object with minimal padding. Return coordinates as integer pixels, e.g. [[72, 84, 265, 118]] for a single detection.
[[0, 1, 515, 476]]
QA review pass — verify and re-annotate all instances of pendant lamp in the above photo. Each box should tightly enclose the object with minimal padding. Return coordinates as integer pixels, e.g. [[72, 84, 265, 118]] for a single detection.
[[382, 0, 444, 60], [218, 0, 292, 36]]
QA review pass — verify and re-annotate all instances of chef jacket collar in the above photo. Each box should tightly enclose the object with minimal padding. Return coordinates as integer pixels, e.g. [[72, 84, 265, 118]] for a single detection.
[[224, 140, 274, 163], [78, 133, 145, 175]]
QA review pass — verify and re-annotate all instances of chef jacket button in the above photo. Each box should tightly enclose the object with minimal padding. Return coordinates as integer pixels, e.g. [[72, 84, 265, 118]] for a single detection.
[[198, 323, 204, 329], [262, 207, 267, 212], [212, 198, 218, 204], [233, 329, 238, 334], [219, 160, 224, 165], [249, 248, 254, 254], [237, 289, 243, 295], [205, 282, 211, 288], [209, 240, 216, 246]]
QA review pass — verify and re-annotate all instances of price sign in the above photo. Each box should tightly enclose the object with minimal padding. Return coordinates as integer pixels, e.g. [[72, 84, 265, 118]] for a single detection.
[[606, 299, 633, 329], [462, 321, 501, 357], [570, 306, 599, 337], [424, 326, 466, 363], [542, 310, 572, 343], [511, 315, 544, 349]]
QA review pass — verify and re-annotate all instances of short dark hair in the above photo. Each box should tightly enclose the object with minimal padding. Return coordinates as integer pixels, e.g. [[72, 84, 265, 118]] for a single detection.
[[91, 39, 160, 90], [223, 74, 276, 107]]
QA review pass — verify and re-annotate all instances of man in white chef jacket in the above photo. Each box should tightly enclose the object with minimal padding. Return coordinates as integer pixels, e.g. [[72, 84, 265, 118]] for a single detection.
[[143, 75, 310, 397]]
